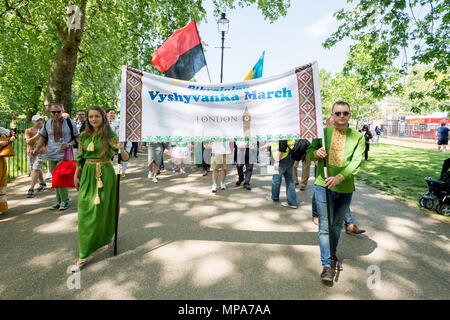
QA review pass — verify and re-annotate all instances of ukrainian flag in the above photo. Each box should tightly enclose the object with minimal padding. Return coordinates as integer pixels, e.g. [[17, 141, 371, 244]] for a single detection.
[[244, 51, 265, 80]]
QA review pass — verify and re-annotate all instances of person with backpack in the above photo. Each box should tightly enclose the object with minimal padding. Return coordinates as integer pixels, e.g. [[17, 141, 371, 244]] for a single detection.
[[265, 139, 298, 209], [32, 104, 79, 211], [291, 139, 311, 191]]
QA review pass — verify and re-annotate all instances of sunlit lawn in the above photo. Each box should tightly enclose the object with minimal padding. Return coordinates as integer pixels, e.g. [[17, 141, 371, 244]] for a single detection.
[[356, 143, 449, 218]]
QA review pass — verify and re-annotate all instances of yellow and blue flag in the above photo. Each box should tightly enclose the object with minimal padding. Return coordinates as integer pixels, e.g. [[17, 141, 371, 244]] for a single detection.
[[244, 51, 265, 80]]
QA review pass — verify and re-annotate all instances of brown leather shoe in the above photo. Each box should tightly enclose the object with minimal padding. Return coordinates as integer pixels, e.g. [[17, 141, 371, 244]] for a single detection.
[[312, 216, 319, 226], [320, 267, 333, 282], [346, 224, 366, 234]]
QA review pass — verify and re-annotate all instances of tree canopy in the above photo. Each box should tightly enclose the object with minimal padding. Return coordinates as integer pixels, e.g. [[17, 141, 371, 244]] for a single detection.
[[324, 0, 449, 113], [320, 69, 378, 129], [0, 0, 291, 119]]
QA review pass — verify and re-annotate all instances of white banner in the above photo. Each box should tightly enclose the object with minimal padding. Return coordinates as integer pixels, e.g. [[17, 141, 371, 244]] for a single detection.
[[120, 62, 323, 142]]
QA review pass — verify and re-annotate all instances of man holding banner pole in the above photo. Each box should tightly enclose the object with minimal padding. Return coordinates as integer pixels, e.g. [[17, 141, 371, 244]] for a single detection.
[[307, 101, 365, 282]]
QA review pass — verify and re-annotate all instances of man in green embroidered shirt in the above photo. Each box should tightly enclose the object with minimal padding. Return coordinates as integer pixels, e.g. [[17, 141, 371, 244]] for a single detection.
[[307, 101, 365, 282]]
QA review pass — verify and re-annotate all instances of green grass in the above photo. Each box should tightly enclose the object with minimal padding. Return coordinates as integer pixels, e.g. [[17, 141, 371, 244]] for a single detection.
[[356, 143, 449, 219]]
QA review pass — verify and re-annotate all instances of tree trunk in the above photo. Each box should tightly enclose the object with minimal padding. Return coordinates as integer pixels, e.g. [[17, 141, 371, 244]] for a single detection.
[[26, 85, 43, 121], [43, 1, 87, 116]]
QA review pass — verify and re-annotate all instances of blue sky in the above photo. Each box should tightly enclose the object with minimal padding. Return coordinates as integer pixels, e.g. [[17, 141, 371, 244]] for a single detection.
[[195, 0, 354, 83]]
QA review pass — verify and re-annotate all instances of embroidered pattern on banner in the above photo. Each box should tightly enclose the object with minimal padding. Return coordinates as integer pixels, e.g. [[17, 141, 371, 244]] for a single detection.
[[140, 133, 301, 143], [126, 67, 143, 142], [295, 64, 317, 140]]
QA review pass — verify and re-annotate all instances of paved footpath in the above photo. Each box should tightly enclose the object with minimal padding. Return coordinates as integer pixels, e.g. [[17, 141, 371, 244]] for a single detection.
[[0, 149, 449, 299]]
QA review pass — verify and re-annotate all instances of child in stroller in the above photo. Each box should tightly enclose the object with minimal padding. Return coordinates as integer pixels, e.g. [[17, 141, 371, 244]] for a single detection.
[[420, 158, 450, 216]]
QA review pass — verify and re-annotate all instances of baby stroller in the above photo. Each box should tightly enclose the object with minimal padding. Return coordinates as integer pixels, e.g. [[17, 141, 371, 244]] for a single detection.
[[420, 158, 450, 216]]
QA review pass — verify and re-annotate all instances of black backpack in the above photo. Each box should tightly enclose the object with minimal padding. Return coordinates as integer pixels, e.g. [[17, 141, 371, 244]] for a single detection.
[[288, 139, 311, 161]]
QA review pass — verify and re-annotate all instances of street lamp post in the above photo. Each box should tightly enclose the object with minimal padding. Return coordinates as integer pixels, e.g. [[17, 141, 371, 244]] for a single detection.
[[217, 13, 229, 83]]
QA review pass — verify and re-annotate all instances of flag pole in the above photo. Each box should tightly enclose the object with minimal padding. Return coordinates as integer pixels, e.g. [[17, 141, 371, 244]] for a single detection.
[[205, 64, 212, 83], [321, 136, 334, 270], [200, 44, 212, 84], [114, 148, 121, 256], [311, 58, 334, 273]]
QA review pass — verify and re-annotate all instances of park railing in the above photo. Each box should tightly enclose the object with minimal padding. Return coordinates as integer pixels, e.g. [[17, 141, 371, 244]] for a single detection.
[[0, 120, 47, 181], [381, 122, 438, 140]]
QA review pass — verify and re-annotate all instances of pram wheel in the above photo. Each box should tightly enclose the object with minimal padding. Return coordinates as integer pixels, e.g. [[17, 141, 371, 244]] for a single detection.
[[420, 197, 434, 209], [419, 197, 426, 207], [441, 204, 450, 216]]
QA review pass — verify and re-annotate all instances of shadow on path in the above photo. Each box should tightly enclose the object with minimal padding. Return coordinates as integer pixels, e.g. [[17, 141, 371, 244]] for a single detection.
[[0, 147, 448, 299]]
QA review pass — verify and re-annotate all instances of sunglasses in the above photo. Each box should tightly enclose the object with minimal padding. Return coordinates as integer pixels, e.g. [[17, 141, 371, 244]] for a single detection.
[[334, 111, 350, 117], [51, 111, 62, 114]]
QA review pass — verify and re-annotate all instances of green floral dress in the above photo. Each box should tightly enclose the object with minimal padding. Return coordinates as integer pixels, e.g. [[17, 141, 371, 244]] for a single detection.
[[76, 131, 124, 259]]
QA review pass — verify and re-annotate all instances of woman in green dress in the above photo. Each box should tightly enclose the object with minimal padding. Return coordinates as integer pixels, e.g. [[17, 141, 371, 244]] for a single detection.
[[72, 106, 129, 270]]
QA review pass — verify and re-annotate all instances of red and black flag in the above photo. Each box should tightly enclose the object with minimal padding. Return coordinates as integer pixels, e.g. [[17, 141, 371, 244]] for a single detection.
[[152, 20, 206, 81]]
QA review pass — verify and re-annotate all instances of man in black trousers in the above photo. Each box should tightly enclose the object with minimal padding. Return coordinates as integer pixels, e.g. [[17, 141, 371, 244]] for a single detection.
[[130, 141, 139, 157], [235, 140, 257, 190]]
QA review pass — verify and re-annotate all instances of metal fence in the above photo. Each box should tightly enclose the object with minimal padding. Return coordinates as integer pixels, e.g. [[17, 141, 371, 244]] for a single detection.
[[0, 120, 48, 181], [380, 121, 439, 140]]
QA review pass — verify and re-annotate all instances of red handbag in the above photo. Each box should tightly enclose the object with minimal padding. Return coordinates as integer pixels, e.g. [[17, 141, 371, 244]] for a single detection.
[[52, 147, 76, 188]]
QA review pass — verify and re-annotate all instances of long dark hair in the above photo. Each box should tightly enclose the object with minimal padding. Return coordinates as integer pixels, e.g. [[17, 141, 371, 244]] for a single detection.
[[83, 106, 112, 157]]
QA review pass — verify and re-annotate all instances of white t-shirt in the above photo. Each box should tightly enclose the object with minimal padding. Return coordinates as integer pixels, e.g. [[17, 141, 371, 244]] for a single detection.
[[212, 141, 231, 155], [110, 119, 120, 135], [236, 141, 257, 149]]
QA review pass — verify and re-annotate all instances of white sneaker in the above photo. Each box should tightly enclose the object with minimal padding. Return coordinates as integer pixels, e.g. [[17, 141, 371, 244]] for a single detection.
[[211, 184, 217, 193], [45, 172, 52, 180], [148, 171, 152, 179], [281, 202, 298, 209], [220, 182, 226, 190], [152, 177, 158, 183]]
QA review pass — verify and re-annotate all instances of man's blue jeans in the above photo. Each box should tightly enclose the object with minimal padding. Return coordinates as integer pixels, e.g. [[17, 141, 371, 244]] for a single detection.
[[314, 185, 353, 267], [312, 193, 354, 226], [270, 154, 297, 207]]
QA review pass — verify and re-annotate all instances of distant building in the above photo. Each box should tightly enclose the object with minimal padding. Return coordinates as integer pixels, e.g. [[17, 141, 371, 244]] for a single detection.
[[381, 112, 449, 139]]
